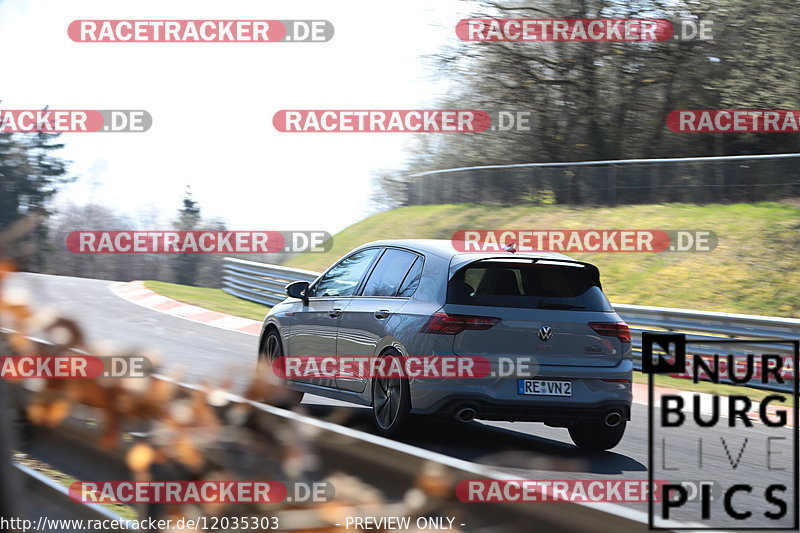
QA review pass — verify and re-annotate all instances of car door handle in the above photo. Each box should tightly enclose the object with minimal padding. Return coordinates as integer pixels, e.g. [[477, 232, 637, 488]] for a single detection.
[[329, 308, 342, 318], [374, 309, 390, 319]]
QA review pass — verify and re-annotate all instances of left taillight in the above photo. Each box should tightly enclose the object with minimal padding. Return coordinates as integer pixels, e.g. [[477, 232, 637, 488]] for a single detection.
[[589, 321, 631, 343], [420, 313, 501, 335]]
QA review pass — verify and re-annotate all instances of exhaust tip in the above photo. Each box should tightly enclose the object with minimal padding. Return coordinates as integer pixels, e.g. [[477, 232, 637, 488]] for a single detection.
[[604, 411, 623, 428], [455, 407, 477, 422]]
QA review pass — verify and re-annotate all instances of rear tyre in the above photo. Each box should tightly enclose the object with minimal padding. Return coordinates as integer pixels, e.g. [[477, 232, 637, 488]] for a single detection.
[[371, 349, 411, 437], [259, 331, 304, 408], [568, 419, 626, 451]]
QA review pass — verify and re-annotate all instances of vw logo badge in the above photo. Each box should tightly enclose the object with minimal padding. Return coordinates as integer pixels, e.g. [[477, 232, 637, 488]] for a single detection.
[[538, 325, 553, 342]]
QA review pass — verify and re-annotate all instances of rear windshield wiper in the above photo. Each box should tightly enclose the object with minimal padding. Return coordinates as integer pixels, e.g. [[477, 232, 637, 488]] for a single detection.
[[537, 301, 586, 310]]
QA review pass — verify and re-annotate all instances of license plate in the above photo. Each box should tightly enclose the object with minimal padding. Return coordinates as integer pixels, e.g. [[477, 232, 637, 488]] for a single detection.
[[517, 379, 572, 397]]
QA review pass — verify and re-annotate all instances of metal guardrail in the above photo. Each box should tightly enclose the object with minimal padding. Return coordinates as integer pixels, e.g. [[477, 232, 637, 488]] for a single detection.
[[408, 153, 800, 177], [222, 257, 319, 306], [222, 258, 800, 392], [615, 304, 799, 393], [14, 462, 130, 525], [404, 153, 800, 206]]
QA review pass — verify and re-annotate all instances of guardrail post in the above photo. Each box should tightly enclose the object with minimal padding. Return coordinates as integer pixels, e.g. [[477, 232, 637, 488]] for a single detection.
[[607, 164, 617, 205], [649, 164, 660, 203]]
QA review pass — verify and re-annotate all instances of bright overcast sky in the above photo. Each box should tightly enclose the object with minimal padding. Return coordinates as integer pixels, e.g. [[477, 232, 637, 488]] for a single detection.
[[0, 0, 468, 233]]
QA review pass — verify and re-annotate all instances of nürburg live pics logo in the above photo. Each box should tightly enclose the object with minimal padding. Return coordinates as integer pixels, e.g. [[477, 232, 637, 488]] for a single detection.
[[643, 332, 799, 529]]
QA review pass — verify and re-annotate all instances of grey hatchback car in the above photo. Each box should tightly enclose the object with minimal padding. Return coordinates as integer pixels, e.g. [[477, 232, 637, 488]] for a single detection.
[[258, 239, 633, 450]]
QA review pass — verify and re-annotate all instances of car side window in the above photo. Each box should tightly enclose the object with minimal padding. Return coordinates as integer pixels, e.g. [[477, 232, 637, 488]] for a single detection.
[[311, 248, 380, 297], [362, 249, 419, 297], [396, 256, 423, 297]]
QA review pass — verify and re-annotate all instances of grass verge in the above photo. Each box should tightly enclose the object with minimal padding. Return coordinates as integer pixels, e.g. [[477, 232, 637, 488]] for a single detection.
[[285, 202, 800, 318], [142, 280, 269, 321]]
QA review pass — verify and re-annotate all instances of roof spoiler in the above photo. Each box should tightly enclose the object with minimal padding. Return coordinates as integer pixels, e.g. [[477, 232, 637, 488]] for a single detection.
[[451, 256, 602, 290]]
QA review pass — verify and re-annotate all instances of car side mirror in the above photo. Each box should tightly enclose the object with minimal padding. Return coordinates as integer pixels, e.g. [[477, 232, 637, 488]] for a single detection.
[[286, 281, 310, 303]]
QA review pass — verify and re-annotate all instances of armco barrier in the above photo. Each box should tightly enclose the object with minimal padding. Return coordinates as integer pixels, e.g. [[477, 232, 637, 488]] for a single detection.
[[405, 153, 800, 206], [222, 257, 319, 306], [222, 258, 800, 392]]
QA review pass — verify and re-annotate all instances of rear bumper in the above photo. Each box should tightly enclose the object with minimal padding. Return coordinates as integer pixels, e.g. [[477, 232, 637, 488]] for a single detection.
[[415, 395, 630, 424], [408, 359, 633, 423]]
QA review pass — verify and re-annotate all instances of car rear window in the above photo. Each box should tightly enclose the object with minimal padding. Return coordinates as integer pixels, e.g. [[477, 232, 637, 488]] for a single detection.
[[448, 261, 613, 311], [397, 256, 423, 297]]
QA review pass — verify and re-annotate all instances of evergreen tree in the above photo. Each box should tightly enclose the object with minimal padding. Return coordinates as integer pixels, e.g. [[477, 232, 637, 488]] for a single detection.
[[0, 114, 71, 269], [173, 186, 202, 285]]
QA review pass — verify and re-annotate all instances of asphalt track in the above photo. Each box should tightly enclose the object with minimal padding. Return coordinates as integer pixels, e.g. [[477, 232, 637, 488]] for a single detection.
[[6, 272, 798, 529]]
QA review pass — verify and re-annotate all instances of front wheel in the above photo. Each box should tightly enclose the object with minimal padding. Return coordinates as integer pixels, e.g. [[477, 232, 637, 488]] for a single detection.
[[371, 350, 411, 437], [568, 418, 626, 451]]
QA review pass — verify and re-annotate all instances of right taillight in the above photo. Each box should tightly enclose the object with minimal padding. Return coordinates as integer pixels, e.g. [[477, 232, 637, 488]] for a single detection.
[[589, 321, 631, 343], [420, 313, 501, 335]]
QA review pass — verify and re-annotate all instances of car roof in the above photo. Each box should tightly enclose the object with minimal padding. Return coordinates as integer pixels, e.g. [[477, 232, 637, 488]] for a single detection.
[[355, 239, 576, 262]]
